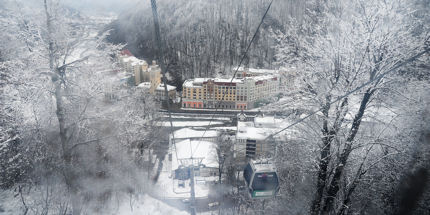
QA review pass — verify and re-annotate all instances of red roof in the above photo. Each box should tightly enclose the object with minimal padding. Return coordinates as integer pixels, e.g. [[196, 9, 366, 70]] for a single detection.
[[120, 49, 133, 57]]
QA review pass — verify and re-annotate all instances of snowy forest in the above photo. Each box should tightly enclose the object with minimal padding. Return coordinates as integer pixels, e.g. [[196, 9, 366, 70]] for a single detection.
[[1, 0, 429, 214]]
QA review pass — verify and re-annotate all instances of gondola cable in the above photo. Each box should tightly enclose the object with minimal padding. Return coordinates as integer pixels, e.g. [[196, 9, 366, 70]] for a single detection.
[[264, 48, 430, 141], [191, 0, 274, 158], [150, 0, 180, 169]]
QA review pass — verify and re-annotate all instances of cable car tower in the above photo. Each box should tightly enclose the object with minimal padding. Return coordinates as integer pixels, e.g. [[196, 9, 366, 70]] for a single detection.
[[243, 159, 279, 199]]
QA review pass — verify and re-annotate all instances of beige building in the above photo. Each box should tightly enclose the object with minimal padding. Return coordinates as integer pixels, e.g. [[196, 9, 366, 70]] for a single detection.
[[182, 70, 280, 110], [118, 50, 161, 91]]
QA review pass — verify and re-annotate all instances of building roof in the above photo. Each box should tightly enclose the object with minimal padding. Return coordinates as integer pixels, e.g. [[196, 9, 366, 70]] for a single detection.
[[213, 78, 244, 84], [156, 83, 176, 91], [182, 74, 279, 88], [251, 75, 278, 81], [131, 60, 147, 66], [183, 78, 210, 88], [172, 140, 218, 170], [254, 116, 277, 128], [120, 49, 133, 57], [236, 116, 283, 140], [237, 123, 273, 140], [122, 56, 147, 66], [234, 67, 279, 75], [137, 82, 151, 89]]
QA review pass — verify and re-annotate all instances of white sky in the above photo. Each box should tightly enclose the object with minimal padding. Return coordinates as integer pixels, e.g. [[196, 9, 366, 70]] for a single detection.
[[61, 0, 141, 14]]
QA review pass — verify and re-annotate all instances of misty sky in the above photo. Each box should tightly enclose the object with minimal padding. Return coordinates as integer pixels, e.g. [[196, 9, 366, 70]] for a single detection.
[[61, 0, 140, 14]]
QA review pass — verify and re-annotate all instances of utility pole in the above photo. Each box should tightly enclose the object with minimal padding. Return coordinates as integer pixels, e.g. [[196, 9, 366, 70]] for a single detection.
[[190, 163, 197, 215], [178, 157, 202, 215], [189, 156, 203, 215], [262, 199, 266, 215]]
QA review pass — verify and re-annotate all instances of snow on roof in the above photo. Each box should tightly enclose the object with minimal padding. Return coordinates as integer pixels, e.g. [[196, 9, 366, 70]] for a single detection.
[[183, 73, 279, 88], [131, 60, 147, 66], [149, 64, 160, 70], [183, 78, 208, 88], [156, 83, 176, 91], [251, 75, 278, 81], [120, 49, 133, 57], [251, 160, 277, 172], [183, 78, 243, 88], [172, 128, 218, 139], [254, 116, 277, 128], [138, 82, 151, 89], [237, 124, 272, 140], [122, 56, 147, 66], [172, 140, 218, 170], [234, 67, 278, 74], [213, 78, 244, 83], [236, 116, 283, 140], [194, 78, 209, 83]]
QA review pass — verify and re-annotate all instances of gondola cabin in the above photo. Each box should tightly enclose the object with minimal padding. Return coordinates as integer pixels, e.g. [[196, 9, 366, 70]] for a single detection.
[[243, 160, 279, 199]]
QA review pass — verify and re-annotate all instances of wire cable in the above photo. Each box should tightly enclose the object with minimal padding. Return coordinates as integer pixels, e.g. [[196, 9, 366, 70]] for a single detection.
[[150, 0, 180, 166], [265, 48, 430, 141], [191, 0, 274, 157]]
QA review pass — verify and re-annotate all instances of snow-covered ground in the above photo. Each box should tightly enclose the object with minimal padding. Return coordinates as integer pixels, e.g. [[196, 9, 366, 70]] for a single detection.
[[151, 156, 215, 199], [171, 127, 218, 140], [180, 107, 262, 112], [0, 189, 188, 215], [169, 115, 231, 121], [0, 190, 21, 215], [115, 194, 188, 215], [160, 121, 224, 127]]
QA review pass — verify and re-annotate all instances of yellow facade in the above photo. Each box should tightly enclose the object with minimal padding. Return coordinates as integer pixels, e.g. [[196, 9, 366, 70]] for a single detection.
[[183, 83, 237, 102]]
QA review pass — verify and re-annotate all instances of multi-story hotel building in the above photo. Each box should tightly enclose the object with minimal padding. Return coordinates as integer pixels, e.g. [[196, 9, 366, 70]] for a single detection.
[[118, 50, 162, 93], [118, 50, 177, 103], [182, 69, 280, 110]]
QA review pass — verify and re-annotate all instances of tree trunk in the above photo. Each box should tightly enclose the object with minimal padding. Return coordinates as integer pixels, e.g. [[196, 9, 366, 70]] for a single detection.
[[311, 96, 335, 215], [44, 1, 80, 213], [321, 88, 374, 214]]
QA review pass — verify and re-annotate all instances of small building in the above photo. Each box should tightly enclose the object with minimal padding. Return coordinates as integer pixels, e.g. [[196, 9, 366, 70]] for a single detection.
[[145, 61, 162, 93], [235, 67, 279, 78], [155, 83, 177, 101], [171, 140, 218, 178], [169, 128, 218, 145], [236, 111, 254, 122], [137, 82, 151, 90], [234, 115, 280, 165]]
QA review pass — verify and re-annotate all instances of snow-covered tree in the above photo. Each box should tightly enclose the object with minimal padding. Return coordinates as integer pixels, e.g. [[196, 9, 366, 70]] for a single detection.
[[0, 0, 32, 189], [1, 0, 160, 214], [215, 130, 234, 183], [273, 0, 429, 214]]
